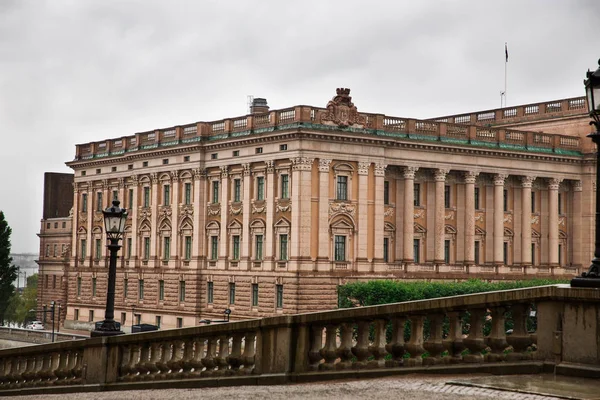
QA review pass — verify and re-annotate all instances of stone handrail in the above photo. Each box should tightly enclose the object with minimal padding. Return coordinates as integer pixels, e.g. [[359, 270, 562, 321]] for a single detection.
[[0, 284, 598, 393]]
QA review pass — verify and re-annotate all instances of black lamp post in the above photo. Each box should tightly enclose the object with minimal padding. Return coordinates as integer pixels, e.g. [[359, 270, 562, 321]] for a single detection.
[[572, 59, 600, 288], [91, 200, 128, 337]]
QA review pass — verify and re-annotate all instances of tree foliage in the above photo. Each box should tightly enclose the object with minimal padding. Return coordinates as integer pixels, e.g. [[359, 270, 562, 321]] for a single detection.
[[0, 211, 17, 325]]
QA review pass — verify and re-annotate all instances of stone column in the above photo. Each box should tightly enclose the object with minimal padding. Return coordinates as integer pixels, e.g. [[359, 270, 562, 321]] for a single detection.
[[318, 159, 332, 261], [403, 167, 418, 263], [101, 180, 109, 260], [86, 182, 93, 264], [71, 183, 79, 261], [373, 163, 386, 262], [192, 169, 206, 265], [127, 176, 138, 261], [357, 162, 370, 262], [548, 178, 561, 267], [265, 161, 275, 265], [219, 166, 229, 265], [463, 171, 479, 266], [241, 164, 251, 263], [493, 174, 508, 265], [520, 176, 535, 267], [149, 173, 159, 264], [170, 171, 179, 263], [290, 157, 313, 263], [572, 180, 583, 268], [434, 169, 449, 265]]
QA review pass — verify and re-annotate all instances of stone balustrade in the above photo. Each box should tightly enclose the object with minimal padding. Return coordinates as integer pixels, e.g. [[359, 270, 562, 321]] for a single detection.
[[0, 327, 88, 344], [1, 284, 599, 394]]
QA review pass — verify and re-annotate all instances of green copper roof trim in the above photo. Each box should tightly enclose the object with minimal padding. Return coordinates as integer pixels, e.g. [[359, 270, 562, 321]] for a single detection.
[[527, 145, 553, 154], [470, 140, 498, 148], [553, 148, 582, 156], [499, 143, 526, 151], [440, 137, 469, 145], [110, 150, 126, 156], [230, 130, 251, 138], [160, 140, 179, 147], [141, 144, 159, 150], [95, 152, 109, 158], [376, 130, 408, 138], [181, 136, 202, 144], [408, 133, 439, 142]]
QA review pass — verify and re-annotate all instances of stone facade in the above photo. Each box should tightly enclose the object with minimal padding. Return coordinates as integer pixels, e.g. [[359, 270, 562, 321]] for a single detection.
[[39, 90, 595, 330]]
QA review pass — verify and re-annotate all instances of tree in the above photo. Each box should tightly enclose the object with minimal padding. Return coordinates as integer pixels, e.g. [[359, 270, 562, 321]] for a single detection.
[[0, 211, 17, 326], [14, 273, 38, 326]]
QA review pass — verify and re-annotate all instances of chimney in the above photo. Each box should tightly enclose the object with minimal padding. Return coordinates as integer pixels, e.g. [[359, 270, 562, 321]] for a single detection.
[[251, 98, 269, 114]]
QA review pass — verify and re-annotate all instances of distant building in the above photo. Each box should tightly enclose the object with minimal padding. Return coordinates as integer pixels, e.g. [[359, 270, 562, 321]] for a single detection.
[[39, 90, 593, 331]]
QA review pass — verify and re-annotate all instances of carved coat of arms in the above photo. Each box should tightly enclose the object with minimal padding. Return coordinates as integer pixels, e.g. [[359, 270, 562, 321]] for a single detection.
[[321, 88, 366, 128]]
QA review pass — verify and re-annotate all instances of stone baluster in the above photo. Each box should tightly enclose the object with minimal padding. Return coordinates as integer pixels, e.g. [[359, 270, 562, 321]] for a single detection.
[[241, 332, 256, 374], [319, 324, 338, 370], [155, 341, 172, 379], [143, 342, 161, 379], [5, 357, 19, 389], [423, 313, 445, 365], [70, 351, 83, 383], [214, 335, 231, 375], [31, 354, 45, 386], [118, 346, 133, 382], [385, 317, 406, 367], [405, 315, 426, 366], [53, 351, 69, 383], [307, 325, 324, 371], [20, 356, 35, 387], [188, 338, 206, 376], [351, 320, 371, 369], [167, 340, 185, 377], [0, 359, 7, 387], [486, 307, 509, 362], [443, 311, 465, 364], [179, 338, 196, 378], [201, 337, 218, 376], [39, 353, 55, 386], [506, 304, 534, 361], [336, 323, 354, 370], [134, 344, 151, 381], [122, 345, 140, 382], [227, 333, 244, 373], [367, 319, 388, 368], [463, 308, 487, 362]]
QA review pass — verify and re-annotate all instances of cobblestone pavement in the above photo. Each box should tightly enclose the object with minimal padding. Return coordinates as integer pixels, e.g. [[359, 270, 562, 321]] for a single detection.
[[8, 375, 563, 400]]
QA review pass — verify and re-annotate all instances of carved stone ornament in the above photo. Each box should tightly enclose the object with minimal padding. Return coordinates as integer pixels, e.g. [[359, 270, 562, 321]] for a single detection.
[[559, 217, 565, 226], [444, 213, 454, 220], [384, 207, 394, 217], [229, 205, 242, 215], [179, 205, 194, 218], [531, 216, 539, 224], [252, 204, 266, 214], [207, 205, 221, 216], [414, 210, 424, 219], [79, 211, 87, 223], [320, 88, 366, 128], [503, 214, 513, 223], [138, 207, 152, 220], [93, 213, 103, 223], [159, 207, 172, 219], [475, 213, 484, 222], [374, 163, 386, 177], [276, 200, 291, 213], [329, 201, 356, 217], [291, 157, 313, 171]]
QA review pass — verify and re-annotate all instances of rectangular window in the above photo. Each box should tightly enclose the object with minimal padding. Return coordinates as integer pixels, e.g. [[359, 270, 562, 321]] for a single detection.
[[413, 239, 420, 264], [252, 283, 259, 307], [255, 147, 263, 154], [112, 190, 118, 201], [162, 159, 169, 165], [163, 237, 171, 260], [177, 318, 183, 328], [503, 189, 508, 212], [53, 244, 57, 257], [138, 279, 144, 300], [184, 183, 192, 205], [444, 186, 451, 208], [211, 236, 218, 260], [52, 275, 56, 289], [127, 237, 132, 259], [281, 174, 289, 199], [232, 150, 239, 157], [143, 161, 148, 167], [558, 193, 562, 214], [163, 185, 170, 206], [82, 193, 88, 212], [143, 187, 150, 207], [229, 283, 236, 304], [383, 237, 389, 263], [336, 176, 348, 201], [474, 241, 480, 265], [279, 144, 287, 151], [255, 235, 263, 260], [77, 277, 81, 296], [179, 281, 186, 302], [124, 278, 128, 298], [257, 176, 265, 200], [128, 164, 133, 170], [89, 310, 94, 322], [128, 188, 134, 210], [532, 243, 536, 265], [334, 235, 346, 261], [144, 237, 150, 260], [135, 314, 141, 325], [155, 316, 161, 329], [207, 281, 214, 304], [159, 280, 164, 301], [280, 234, 288, 260], [558, 244, 562, 266], [185, 236, 192, 260], [45, 244, 50, 257], [96, 192, 103, 212], [531, 192, 536, 213], [414, 183, 421, 207], [474, 187, 480, 210], [384, 181, 390, 205], [95, 239, 101, 259], [211, 153, 218, 160], [81, 239, 87, 259], [444, 239, 450, 264], [184, 156, 190, 162], [74, 309, 79, 321], [503, 242, 509, 265], [120, 312, 126, 326], [233, 179, 241, 202], [212, 181, 219, 203], [92, 277, 97, 297], [232, 235, 240, 260], [276, 284, 283, 308]]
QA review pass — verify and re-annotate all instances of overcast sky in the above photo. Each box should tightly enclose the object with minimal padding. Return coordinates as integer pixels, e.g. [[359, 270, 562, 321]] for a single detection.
[[1, 0, 599, 253]]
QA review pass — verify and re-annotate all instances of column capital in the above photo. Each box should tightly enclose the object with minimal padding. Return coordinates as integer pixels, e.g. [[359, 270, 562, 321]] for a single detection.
[[118, 177, 125, 189], [101, 179, 109, 190], [72, 182, 80, 193], [170, 171, 179, 182], [374, 163, 387, 177], [220, 165, 229, 179], [150, 173, 158, 184], [291, 157, 313, 171], [547, 177, 563, 190], [357, 161, 370, 175], [242, 163, 252, 177], [520, 175, 536, 188], [463, 171, 479, 184], [434, 169, 449, 182], [265, 160, 275, 174], [573, 180, 583, 192], [402, 166, 418, 179], [192, 168, 206, 181], [318, 158, 332, 173], [493, 173, 508, 186]]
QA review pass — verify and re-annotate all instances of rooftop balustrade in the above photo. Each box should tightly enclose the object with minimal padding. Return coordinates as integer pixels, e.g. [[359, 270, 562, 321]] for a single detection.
[[0, 285, 599, 395]]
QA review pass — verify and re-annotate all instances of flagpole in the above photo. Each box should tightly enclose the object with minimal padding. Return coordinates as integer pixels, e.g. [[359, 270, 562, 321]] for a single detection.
[[504, 42, 508, 108]]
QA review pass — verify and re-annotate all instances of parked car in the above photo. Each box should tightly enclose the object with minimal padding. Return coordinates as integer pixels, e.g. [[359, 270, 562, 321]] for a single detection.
[[26, 321, 44, 330]]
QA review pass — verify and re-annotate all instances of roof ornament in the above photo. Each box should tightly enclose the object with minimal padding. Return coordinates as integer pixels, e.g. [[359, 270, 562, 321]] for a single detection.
[[321, 88, 366, 128]]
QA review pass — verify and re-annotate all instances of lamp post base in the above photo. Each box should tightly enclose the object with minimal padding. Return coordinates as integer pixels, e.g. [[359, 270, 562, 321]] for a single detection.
[[90, 319, 125, 337], [570, 276, 600, 288], [91, 329, 125, 337]]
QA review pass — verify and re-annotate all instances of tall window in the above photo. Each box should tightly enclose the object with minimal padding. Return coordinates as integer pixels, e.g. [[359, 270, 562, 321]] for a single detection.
[[143, 237, 150, 260], [384, 181, 390, 205], [159, 280, 164, 301], [232, 235, 240, 260], [229, 283, 236, 304], [531, 192, 536, 213], [96, 192, 103, 212], [81, 239, 87, 259], [95, 239, 101, 259], [184, 183, 192, 205], [281, 174, 289, 199], [383, 237, 389, 263], [474, 240, 480, 265], [163, 185, 170, 206], [558, 193, 562, 214], [211, 236, 218, 260], [255, 235, 263, 260], [414, 183, 421, 207], [127, 238, 132, 259], [531, 243, 536, 265], [257, 176, 265, 200], [444, 240, 450, 264], [212, 181, 219, 203], [124, 278, 128, 298], [77, 277, 81, 296], [233, 179, 241, 202], [334, 235, 346, 261], [558, 244, 563, 266], [128, 188, 134, 210], [444, 186, 451, 208], [413, 239, 420, 263], [155, 316, 161, 329], [176, 317, 182, 328], [336, 176, 348, 201], [185, 236, 192, 260], [138, 279, 144, 300], [503, 189, 508, 212], [474, 187, 480, 210], [92, 277, 97, 297], [503, 242, 509, 265], [207, 281, 214, 304], [179, 281, 186, 302], [82, 193, 88, 213], [143, 187, 150, 207], [163, 237, 171, 260], [276, 284, 284, 308], [112, 190, 118, 201], [280, 234, 288, 260], [252, 283, 259, 307]]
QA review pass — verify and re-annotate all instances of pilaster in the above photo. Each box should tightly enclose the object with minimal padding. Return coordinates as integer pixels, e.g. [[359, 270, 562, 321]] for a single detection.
[[373, 163, 386, 263], [434, 169, 449, 265], [150, 173, 159, 265], [493, 174, 508, 266], [318, 159, 331, 261], [357, 162, 370, 262], [403, 167, 418, 264], [548, 178, 562, 267], [520, 176, 535, 268], [219, 166, 229, 266]]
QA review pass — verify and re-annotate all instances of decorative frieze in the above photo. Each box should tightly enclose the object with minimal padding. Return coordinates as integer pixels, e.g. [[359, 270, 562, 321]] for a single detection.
[[252, 204, 266, 214], [192, 168, 206, 181], [220, 166, 229, 179], [329, 201, 355, 217], [243, 163, 251, 177], [229, 205, 242, 215], [207, 204, 221, 216], [573, 180, 582, 192], [291, 157, 313, 171], [384, 207, 394, 217]]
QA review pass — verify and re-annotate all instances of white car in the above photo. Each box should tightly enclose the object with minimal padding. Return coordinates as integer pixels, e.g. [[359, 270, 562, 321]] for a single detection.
[[26, 321, 44, 330]]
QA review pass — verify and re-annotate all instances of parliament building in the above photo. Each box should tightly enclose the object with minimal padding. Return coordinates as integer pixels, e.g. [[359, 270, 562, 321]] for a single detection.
[[37, 89, 595, 331]]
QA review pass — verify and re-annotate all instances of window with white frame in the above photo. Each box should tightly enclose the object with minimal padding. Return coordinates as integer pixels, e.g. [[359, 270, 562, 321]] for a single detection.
[[333, 163, 353, 201], [256, 176, 265, 200], [334, 235, 346, 261], [274, 218, 290, 261], [280, 174, 289, 199]]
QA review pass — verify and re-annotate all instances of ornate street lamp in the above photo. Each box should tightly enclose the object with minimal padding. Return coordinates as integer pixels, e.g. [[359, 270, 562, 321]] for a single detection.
[[572, 59, 600, 288], [91, 200, 128, 337]]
